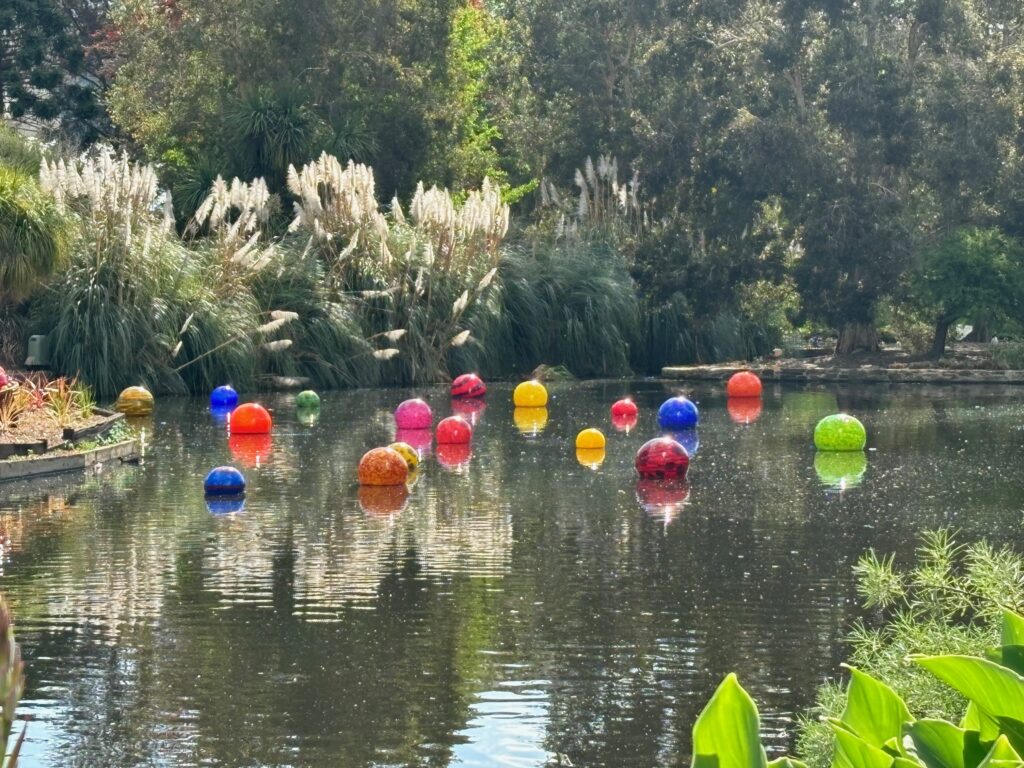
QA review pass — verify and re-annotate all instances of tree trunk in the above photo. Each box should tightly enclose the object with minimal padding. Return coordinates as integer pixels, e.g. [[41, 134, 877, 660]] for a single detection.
[[835, 322, 880, 355], [931, 318, 951, 359]]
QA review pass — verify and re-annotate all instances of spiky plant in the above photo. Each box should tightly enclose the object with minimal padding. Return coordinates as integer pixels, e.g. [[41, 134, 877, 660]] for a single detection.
[[0, 168, 67, 304]]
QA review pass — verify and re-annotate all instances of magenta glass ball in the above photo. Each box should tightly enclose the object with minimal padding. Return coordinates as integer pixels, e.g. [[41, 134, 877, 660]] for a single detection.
[[394, 398, 433, 429], [634, 437, 690, 480], [436, 415, 472, 444]]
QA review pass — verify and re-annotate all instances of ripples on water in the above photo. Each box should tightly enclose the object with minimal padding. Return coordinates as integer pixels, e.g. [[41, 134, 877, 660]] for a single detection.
[[1, 381, 1023, 767]]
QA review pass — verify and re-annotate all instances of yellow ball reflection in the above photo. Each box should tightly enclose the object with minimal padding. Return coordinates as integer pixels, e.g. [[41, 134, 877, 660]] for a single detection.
[[575, 447, 606, 470], [514, 407, 548, 436]]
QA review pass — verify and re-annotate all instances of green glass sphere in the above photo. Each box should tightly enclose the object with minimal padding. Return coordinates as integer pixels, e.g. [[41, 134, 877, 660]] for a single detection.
[[296, 390, 321, 409], [814, 413, 867, 451]]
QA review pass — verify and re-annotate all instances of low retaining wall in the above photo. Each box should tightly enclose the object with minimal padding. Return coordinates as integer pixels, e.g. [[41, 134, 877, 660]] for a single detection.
[[661, 363, 1024, 385], [0, 440, 139, 483]]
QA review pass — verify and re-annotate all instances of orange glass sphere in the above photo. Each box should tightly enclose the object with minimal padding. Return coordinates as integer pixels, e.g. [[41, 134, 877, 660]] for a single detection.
[[115, 386, 154, 416], [358, 447, 410, 486], [359, 485, 410, 516], [727, 397, 763, 425], [726, 370, 763, 398], [230, 403, 273, 434]]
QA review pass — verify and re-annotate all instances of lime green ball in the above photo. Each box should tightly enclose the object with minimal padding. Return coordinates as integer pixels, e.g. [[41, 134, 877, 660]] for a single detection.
[[296, 390, 321, 409], [814, 413, 867, 451], [814, 451, 867, 489]]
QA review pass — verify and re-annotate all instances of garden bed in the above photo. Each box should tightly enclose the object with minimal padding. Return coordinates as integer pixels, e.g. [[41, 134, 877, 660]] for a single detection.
[[0, 437, 138, 483]]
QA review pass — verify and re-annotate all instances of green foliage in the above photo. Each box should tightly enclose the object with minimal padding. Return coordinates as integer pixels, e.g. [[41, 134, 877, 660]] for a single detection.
[[0, 166, 66, 302], [691, 673, 769, 768], [991, 343, 1024, 371], [0, 124, 43, 174]]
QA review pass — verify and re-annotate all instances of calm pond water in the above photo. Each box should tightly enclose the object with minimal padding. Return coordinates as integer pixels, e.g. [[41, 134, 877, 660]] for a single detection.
[[1, 380, 1023, 767]]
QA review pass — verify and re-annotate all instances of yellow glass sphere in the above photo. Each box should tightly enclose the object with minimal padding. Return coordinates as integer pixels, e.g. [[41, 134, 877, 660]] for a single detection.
[[576, 447, 606, 470], [388, 441, 420, 471], [513, 407, 548, 435], [575, 428, 606, 449], [513, 380, 548, 407], [115, 386, 154, 416]]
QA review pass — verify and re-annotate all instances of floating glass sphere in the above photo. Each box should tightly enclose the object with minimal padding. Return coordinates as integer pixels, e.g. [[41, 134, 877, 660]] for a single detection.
[[514, 407, 548, 436], [228, 433, 272, 468], [358, 447, 410, 486], [814, 451, 868, 490], [388, 441, 420, 471], [206, 497, 246, 515], [513, 380, 548, 407], [359, 485, 410, 516], [395, 398, 433, 429], [115, 386, 154, 416], [436, 415, 472, 444], [436, 442, 473, 471], [610, 398, 638, 420], [394, 428, 432, 457], [814, 413, 867, 451], [657, 396, 699, 430], [204, 465, 246, 496], [576, 447, 606, 470], [230, 403, 272, 434], [727, 398, 763, 425], [576, 428, 606, 449], [611, 409, 638, 433], [635, 437, 690, 480], [296, 390, 320, 409], [451, 373, 487, 399], [726, 371, 763, 398], [210, 385, 238, 409], [451, 397, 486, 425]]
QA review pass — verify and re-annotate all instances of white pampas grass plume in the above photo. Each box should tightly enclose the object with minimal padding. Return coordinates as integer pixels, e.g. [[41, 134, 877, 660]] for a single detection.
[[270, 310, 299, 322], [373, 348, 400, 360], [262, 340, 293, 352], [452, 290, 469, 315], [383, 329, 407, 341], [170, 341, 183, 359], [449, 330, 472, 347], [477, 267, 498, 292]]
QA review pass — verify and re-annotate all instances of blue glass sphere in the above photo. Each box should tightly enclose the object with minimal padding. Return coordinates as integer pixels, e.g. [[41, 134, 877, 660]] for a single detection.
[[204, 466, 246, 497], [658, 396, 699, 430], [206, 497, 246, 515], [210, 385, 239, 409]]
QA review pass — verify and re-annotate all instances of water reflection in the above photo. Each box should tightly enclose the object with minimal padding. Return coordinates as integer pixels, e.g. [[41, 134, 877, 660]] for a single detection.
[[2, 382, 1024, 766], [513, 407, 548, 436], [228, 433, 273, 468], [814, 451, 868, 492], [727, 397, 763, 425]]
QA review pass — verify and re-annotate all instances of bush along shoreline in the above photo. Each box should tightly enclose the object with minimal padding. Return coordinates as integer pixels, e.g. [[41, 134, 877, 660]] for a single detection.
[[2, 139, 796, 397]]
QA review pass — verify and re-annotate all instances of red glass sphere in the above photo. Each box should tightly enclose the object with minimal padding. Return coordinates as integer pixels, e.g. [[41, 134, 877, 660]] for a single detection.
[[436, 442, 473, 470], [611, 398, 639, 419], [451, 373, 487, 399], [726, 370, 763, 398], [358, 447, 410, 486], [230, 403, 273, 434], [359, 485, 410, 516], [727, 397, 763, 425], [436, 415, 472, 444], [228, 433, 273, 468], [635, 437, 690, 480]]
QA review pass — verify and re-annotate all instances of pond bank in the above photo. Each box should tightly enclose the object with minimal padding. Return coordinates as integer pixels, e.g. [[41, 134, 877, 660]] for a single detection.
[[662, 361, 1024, 384]]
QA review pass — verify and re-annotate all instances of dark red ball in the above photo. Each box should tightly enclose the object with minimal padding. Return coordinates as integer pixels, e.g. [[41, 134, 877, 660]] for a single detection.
[[635, 437, 690, 480], [436, 415, 472, 444], [451, 373, 487, 399]]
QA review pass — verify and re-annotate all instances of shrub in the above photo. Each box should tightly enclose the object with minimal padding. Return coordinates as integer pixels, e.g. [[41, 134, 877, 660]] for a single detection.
[[0, 168, 67, 303]]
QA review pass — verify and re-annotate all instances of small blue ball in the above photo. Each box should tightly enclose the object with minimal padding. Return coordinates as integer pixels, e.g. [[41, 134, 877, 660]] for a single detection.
[[658, 396, 699, 430], [210, 385, 239, 409], [204, 466, 246, 497], [206, 497, 246, 515]]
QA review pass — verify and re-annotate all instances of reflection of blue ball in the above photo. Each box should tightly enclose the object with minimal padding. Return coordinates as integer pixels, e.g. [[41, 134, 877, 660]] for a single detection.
[[210, 385, 239, 409], [204, 466, 246, 496], [667, 429, 700, 457], [658, 397, 699, 430], [209, 404, 233, 424], [206, 497, 246, 515]]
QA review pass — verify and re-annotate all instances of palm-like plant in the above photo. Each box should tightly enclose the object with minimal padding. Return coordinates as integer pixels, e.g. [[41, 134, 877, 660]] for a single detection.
[[0, 168, 67, 304]]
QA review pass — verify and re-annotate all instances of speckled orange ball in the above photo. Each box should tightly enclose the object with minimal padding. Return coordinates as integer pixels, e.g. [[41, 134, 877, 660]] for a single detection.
[[358, 447, 410, 486]]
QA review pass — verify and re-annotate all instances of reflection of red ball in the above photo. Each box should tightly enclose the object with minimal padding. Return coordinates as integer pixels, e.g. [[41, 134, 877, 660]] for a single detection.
[[436, 416, 472, 444], [611, 398, 639, 419], [358, 447, 410, 486], [395, 398, 432, 429], [228, 433, 273, 467], [395, 428, 432, 456], [451, 398, 486, 425], [635, 437, 690, 480], [359, 485, 409, 516], [451, 373, 487, 399], [726, 371, 762, 398], [230, 403, 272, 434], [635, 479, 690, 512], [611, 410, 638, 433], [727, 397, 763, 425], [436, 442, 472, 470]]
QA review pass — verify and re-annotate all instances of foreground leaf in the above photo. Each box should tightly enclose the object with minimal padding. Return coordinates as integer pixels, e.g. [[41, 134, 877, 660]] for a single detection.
[[906, 719, 987, 768], [841, 665, 913, 748], [691, 674, 767, 768]]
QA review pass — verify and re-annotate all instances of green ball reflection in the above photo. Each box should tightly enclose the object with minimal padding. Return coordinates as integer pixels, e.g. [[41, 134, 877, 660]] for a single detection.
[[814, 450, 867, 490]]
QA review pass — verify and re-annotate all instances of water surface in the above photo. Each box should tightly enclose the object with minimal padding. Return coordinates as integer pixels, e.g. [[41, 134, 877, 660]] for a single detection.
[[2, 381, 1023, 767]]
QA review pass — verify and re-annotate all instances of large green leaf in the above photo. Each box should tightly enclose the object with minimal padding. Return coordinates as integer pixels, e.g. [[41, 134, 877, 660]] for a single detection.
[[963, 703, 1001, 743], [906, 719, 987, 768], [1003, 612, 1024, 648], [914, 656, 1024, 723], [768, 758, 808, 768], [841, 665, 914, 747], [832, 727, 896, 768], [976, 736, 1024, 768], [691, 674, 768, 768]]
